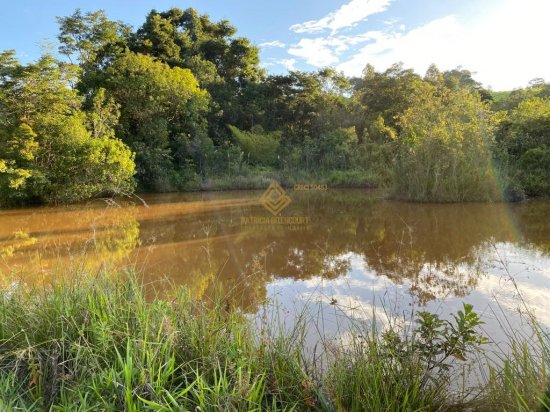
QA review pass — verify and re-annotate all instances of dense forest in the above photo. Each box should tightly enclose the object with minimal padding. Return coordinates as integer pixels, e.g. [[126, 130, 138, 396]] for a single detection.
[[1, 8, 550, 205]]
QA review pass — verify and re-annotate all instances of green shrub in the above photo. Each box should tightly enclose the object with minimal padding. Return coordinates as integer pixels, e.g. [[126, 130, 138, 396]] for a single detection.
[[519, 146, 550, 196], [352, 141, 395, 187], [328, 304, 487, 411], [393, 86, 504, 202], [325, 170, 377, 187], [0, 54, 136, 206], [229, 125, 281, 167]]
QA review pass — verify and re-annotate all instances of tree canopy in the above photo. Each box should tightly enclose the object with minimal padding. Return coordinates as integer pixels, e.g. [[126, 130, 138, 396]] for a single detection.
[[1, 7, 550, 205], [0, 51, 135, 205]]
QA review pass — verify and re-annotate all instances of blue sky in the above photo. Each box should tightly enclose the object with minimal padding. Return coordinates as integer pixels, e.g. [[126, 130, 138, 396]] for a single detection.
[[1, 0, 548, 90]]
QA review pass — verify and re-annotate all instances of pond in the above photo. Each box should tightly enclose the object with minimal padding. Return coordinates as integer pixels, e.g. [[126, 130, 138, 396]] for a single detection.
[[1, 188, 550, 344]]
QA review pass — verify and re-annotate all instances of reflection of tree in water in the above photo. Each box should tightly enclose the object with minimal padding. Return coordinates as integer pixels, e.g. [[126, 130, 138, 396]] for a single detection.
[[135, 191, 534, 311], [136, 217, 352, 312], [353, 201, 516, 305], [0, 201, 140, 277], [409, 261, 485, 306], [513, 200, 550, 254], [2, 191, 549, 312], [0, 231, 38, 259]]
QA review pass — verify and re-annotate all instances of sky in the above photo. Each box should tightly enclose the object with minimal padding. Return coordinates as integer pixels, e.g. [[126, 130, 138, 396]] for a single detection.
[[0, 0, 548, 91]]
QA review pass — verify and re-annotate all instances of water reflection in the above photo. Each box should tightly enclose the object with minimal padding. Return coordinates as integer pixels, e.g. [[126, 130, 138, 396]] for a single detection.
[[0, 190, 549, 315]]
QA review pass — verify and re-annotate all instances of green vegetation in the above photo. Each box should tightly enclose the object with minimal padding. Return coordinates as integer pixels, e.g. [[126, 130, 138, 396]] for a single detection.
[[2, 6, 550, 410], [0, 53, 135, 205], [2, 7, 550, 205], [103, 51, 209, 192], [2, 270, 547, 411], [394, 85, 502, 202], [496, 97, 550, 198]]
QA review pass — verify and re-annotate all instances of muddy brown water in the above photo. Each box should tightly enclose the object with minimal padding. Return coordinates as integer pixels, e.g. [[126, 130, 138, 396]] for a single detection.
[[1, 189, 550, 346]]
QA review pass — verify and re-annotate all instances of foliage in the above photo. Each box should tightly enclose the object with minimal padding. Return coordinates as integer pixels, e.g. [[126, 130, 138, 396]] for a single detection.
[[495, 97, 550, 197], [1, 8, 550, 204], [0, 52, 135, 206], [228, 125, 280, 166], [414, 303, 487, 367], [316, 127, 357, 170], [351, 63, 422, 143], [56, 9, 131, 94], [130, 7, 264, 143], [57, 9, 130, 66], [493, 79, 550, 112], [498, 97, 550, 158], [322, 302, 488, 411], [103, 51, 209, 191], [393, 85, 504, 202], [519, 146, 550, 196]]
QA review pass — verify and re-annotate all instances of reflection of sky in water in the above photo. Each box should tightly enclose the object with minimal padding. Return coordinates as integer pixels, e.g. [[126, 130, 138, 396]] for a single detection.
[[267, 242, 550, 345]]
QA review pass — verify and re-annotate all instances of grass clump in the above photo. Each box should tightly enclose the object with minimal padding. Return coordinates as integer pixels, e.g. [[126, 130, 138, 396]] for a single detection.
[[325, 305, 488, 411], [479, 318, 550, 412], [0, 271, 323, 410]]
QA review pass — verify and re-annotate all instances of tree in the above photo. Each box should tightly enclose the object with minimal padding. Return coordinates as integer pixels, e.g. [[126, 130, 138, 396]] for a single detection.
[[0, 123, 39, 201], [87, 88, 120, 139], [519, 147, 550, 196], [57, 9, 131, 93], [131, 8, 264, 144], [496, 97, 550, 196], [498, 97, 550, 157], [228, 125, 280, 167], [57, 9, 130, 65], [103, 51, 209, 191], [442, 68, 492, 102], [0, 53, 135, 205], [262, 69, 352, 144], [352, 63, 422, 143], [492, 80, 550, 112], [132, 8, 263, 85]]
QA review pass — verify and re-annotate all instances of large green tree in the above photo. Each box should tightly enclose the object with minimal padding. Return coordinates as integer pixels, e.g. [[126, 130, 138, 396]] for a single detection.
[[57, 9, 131, 94], [496, 97, 550, 196], [103, 51, 210, 191], [0, 51, 135, 205], [131, 8, 264, 143], [351, 63, 422, 144]]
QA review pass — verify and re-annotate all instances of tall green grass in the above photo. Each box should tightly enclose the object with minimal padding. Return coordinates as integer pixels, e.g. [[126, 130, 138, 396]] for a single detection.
[[0, 270, 548, 411], [476, 313, 550, 411], [0, 271, 314, 411]]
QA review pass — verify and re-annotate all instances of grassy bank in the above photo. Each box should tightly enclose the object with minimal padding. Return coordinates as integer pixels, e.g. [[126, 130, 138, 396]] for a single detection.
[[197, 169, 380, 192], [0, 270, 548, 411]]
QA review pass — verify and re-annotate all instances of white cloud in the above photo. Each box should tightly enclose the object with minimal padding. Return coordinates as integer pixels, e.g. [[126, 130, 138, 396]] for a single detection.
[[290, 0, 393, 34], [336, 0, 550, 90], [288, 31, 382, 67], [279, 58, 297, 71], [337, 16, 461, 75], [262, 58, 298, 71], [259, 40, 286, 48], [288, 38, 340, 66]]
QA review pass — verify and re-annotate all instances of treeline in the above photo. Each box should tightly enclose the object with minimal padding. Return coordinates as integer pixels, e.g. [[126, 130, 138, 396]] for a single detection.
[[1, 8, 550, 205]]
